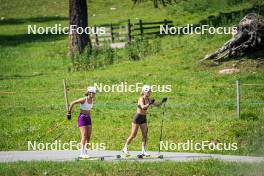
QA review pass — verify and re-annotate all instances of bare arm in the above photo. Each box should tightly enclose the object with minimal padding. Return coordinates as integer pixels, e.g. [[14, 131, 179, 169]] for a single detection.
[[152, 97, 168, 108], [152, 100, 161, 108], [138, 97, 150, 110], [68, 97, 86, 113]]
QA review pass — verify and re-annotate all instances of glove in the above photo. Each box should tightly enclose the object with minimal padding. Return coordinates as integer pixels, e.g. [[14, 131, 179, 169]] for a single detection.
[[161, 97, 168, 103], [149, 99, 155, 105], [66, 111, 71, 120]]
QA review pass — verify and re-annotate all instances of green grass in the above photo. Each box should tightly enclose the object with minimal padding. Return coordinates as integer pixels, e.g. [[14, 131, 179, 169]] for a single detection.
[[0, 160, 263, 176], [0, 0, 264, 157]]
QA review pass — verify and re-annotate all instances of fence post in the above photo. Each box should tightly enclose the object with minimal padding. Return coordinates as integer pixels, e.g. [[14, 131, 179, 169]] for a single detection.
[[127, 19, 132, 44], [139, 19, 143, 38], [94, 26, 99, 48], [236, 80, 240, 119], [164, 19, 167, 26], [163, 19, 168, 36], [110, 23, 114, 43], [63, 79, 69, 112]]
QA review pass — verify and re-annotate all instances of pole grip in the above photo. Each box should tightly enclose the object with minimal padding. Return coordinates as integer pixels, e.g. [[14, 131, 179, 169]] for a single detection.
[[63, 79, 69, 112]]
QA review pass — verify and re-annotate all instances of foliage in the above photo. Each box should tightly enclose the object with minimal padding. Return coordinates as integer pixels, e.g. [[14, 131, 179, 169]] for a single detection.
[[72, 46, 115, 71], [133, 0, 177, 8], [71, 38, 162, 70], [125, 38, 161, 61], [167, 0, 248, 15], [0, 160, 263, 176]]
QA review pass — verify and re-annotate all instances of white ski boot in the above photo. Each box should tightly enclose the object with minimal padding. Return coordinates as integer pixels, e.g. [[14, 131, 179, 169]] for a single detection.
[[122, 146, 130, 156]]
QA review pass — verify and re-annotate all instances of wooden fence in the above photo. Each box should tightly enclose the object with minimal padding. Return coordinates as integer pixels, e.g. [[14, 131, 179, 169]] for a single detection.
[[90, 19, 173, 47]]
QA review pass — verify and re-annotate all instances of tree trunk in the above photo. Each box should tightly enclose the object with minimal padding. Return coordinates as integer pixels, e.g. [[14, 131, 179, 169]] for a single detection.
[[69, 0, 92, 57], [153, 0, 158, 8]]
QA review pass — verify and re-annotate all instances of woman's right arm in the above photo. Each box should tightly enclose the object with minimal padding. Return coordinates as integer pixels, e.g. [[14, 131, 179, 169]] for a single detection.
[[68, 98, 86, 113], [138, 97, 149, 110]]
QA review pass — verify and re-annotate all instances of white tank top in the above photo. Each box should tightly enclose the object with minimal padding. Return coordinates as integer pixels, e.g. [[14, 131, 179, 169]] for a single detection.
[[80, 97, 93, 111]]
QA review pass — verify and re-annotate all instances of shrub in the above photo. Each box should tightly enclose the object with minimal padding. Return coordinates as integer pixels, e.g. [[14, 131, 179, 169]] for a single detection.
[[125, 38, 161, 61], [72, 46, 115, 71], [241, 113, 259, 121], [71, 38, 162, 71]]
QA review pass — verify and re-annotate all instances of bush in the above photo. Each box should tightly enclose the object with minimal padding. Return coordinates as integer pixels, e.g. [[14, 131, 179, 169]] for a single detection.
[[72, 46, 115, 71], [167, 0, 246, 15], [125, 38, 161, 61], [241, 113, 259, 121], [71, 38, 162, 71]]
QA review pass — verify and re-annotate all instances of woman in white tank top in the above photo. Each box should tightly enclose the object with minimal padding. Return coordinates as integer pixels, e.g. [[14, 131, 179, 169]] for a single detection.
[[67, 86, 96, 158]]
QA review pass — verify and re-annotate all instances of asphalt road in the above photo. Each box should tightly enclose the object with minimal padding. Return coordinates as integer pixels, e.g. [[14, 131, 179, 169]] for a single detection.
[[0, 150, 264, 163]]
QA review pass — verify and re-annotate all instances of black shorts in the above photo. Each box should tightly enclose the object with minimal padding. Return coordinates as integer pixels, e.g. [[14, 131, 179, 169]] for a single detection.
[[132, 114, 147, 124]]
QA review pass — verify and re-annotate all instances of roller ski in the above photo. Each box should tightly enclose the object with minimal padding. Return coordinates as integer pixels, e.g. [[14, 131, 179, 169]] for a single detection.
[[116, 147, 163, 160], [116, 153, 163, 160], [137, 154, 164, 159], [116, 147, 141, 159], [137, 150, 163, 159], [116, 154, 143, 159], [75, 154, 104, 161], [116, 147, 138, 159]]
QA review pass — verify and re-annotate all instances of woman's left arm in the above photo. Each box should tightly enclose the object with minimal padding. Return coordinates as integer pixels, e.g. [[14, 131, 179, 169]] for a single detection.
[[152, 100, 161, 108], [152, 97, 168, 108]]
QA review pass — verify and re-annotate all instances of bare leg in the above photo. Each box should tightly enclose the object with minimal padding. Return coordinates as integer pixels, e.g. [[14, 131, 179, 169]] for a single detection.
[[123, 123, 139, 154], [125, 123, 139, 145], [86, 125, 92, 146], [79, 126, 89, 156], [140, 123, 149, 155]]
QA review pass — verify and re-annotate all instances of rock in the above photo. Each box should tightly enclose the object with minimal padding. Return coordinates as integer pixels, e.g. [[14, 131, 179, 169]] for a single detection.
[[219, 68, 240, 74]]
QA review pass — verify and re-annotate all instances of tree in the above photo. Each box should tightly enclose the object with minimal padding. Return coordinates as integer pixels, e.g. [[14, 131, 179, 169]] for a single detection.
[[69, 0, 92, 57]]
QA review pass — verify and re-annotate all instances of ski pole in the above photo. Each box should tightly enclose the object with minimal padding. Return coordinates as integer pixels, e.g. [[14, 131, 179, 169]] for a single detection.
[[158, 102, 166, 154]]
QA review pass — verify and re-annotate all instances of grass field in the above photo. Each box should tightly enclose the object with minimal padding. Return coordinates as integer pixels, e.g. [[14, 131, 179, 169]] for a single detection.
[[0, 0, 264, 158], [0, 160, 264, 176]]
